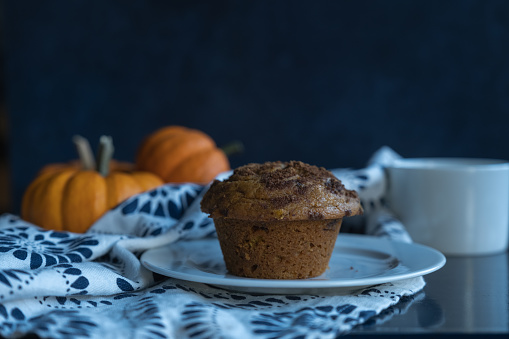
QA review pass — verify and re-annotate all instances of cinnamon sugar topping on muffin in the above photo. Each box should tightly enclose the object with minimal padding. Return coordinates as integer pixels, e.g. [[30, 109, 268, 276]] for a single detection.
[[201, 161, 363, 221]]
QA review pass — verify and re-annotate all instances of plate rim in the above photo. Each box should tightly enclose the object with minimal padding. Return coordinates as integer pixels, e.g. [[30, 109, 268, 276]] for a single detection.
[[141, 234, 446, 289]]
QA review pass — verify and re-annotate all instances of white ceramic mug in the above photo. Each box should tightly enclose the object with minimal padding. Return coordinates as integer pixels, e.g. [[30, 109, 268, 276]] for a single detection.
[[386, 158, 509, 256]]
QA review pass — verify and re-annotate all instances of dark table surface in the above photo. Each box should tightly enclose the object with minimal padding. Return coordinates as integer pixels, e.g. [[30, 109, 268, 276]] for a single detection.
[[347, 250, 509, 337]]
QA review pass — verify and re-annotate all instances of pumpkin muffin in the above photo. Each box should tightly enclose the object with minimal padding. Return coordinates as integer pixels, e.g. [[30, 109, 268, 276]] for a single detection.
[[200, 161, 363, 280]]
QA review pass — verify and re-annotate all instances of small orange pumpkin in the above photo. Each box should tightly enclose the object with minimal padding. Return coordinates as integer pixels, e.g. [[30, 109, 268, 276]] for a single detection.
[[136, 126, 231, 184], [21, 136, 164, 233]]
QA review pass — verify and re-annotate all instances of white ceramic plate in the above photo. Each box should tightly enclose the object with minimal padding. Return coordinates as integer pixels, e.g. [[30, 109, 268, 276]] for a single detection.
[[141, 234, 446, 294]]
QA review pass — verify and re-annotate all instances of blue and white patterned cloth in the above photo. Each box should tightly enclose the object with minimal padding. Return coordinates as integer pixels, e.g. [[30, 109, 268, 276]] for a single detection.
[[0, 147, 425, 339]]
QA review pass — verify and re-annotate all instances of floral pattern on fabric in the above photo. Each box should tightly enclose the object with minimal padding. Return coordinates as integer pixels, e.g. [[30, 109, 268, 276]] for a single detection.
[[0, 148, 426, 339]]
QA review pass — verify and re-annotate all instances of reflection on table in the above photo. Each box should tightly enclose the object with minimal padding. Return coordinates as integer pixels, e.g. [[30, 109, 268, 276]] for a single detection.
[[348, 251, 509, 336]]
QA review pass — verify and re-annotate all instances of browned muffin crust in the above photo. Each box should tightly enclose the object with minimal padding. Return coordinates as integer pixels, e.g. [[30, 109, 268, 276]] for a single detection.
[[214, 218, 343, 279], [201, 161, 363, 221]]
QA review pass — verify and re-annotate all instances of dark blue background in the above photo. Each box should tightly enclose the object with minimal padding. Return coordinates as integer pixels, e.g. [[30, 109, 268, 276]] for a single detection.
[[3, 0, 509, 212]]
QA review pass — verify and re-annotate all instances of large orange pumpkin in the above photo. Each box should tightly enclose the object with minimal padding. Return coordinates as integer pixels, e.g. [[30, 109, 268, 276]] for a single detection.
[[136, 126, 231, 184], [21, 136, 164, 233]]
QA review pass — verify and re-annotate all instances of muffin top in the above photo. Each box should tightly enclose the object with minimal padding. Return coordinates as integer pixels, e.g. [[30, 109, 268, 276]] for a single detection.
[[200, 161, 363, 221]]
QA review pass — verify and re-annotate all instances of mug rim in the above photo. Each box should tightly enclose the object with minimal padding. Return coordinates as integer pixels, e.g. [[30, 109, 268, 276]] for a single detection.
[[386, 157, 509, 171]]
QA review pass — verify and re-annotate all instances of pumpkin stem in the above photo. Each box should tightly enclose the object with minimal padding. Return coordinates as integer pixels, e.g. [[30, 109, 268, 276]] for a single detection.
[[221, 140, 244, 157], [72, 135, 96, 170], [97, 135, 114, 176]]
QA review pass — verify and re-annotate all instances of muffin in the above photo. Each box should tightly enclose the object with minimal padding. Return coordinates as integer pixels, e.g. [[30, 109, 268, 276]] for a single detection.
[[200, 161, 363, 279]]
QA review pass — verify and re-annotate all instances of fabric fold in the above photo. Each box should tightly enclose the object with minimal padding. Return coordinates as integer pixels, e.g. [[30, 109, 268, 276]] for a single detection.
[[0, 147, 427, 339]]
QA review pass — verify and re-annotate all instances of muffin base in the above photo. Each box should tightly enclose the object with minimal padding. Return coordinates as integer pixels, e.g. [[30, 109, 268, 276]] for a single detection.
[[213, 218, 343, 279]]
